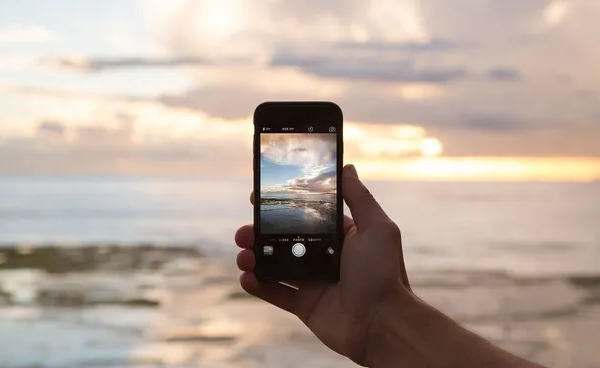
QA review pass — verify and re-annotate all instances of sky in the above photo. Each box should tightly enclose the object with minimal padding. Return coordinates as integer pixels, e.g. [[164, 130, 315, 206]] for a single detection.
[[260, 133, 336, 194], [1, 0, 599, 181]]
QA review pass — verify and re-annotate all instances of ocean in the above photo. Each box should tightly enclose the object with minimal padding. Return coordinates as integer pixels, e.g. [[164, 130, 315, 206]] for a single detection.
[[1, 177, 599, 367], [1, 176, 598, 276]]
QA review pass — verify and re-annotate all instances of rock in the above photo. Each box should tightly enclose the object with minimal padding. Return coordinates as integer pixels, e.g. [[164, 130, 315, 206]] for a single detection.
[[122, 298, 160, 307]]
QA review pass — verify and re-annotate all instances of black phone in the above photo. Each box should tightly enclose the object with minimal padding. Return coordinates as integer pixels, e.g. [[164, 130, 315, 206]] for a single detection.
[[253, 101, 344, 282]]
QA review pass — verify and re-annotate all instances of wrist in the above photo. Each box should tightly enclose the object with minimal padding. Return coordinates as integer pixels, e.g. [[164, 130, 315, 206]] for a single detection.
[[363, 288, 426, 367], [363, 289, 545, 368]]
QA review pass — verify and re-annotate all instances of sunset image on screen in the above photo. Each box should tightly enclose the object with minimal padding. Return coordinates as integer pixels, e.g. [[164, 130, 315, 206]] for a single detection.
[[260, 133, 337, 234]]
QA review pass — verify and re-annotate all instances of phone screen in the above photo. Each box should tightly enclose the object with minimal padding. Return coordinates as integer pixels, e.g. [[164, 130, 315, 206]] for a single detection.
[[253, 102, 343, 281]]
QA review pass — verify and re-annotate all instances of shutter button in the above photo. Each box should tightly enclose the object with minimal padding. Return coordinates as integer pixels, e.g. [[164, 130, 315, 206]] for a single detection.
[[292, 243, 306, 257]]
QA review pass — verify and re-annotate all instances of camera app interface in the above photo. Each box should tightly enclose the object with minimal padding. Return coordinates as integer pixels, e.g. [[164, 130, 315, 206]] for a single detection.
[[258, 126, 339, 269], [260, 133, 337, 234]]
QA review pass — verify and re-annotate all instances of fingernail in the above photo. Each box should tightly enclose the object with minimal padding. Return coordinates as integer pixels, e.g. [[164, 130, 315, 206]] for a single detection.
[[347, 164, 358, 178]]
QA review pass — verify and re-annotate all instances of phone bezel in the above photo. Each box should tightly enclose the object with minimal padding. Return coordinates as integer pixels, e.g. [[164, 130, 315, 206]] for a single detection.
[[253, 101, 344, 282]]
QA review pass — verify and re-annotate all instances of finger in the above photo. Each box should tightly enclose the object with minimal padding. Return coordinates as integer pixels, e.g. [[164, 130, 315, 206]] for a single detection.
[[342, 164, 389, 229], [240, 272, 300, 314], [250, 191, 254, 205], [235, 225, 254, 249], [343, 215, 354, 234], [236, 250, 255, 272]]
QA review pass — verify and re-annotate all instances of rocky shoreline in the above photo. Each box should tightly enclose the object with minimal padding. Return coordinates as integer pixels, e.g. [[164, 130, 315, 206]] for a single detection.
[[0, 244, 202, 273], [260, 197, 336, 233], [0, 245, 599, 367]]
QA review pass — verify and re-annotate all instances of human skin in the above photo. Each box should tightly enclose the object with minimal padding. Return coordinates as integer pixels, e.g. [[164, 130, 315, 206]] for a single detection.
[[235, 164, 547, 367]]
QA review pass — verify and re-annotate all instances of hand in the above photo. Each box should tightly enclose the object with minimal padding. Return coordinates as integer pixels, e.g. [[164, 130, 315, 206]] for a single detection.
[[234, 164, 412, 365]]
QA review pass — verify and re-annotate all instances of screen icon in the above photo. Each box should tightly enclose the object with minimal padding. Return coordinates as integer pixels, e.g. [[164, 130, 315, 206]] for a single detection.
[[327, 247, 335, 255], [263, 245, 274, 255], [308, 126, 314, 132], [329, 126, 336, 132]]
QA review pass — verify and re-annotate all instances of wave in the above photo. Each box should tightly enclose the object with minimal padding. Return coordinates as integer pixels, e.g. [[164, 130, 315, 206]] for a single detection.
[[409, 269, 600, 291], [1, 244, 598, 286]]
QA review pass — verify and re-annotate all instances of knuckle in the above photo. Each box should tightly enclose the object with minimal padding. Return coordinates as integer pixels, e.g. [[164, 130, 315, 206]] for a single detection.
[[383, 221, 402, 241]]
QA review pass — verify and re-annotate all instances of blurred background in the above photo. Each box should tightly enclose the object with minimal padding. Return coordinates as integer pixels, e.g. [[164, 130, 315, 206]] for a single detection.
[[0, 1, 599, 367]]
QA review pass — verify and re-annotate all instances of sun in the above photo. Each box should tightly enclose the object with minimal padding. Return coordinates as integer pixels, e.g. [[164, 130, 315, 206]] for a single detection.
[[420, 138, 443, 157], [201, 0, 244, 39], [544, 1, 570, 26]]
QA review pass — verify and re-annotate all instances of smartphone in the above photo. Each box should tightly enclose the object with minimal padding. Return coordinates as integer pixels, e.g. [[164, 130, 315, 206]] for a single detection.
[[253, 102, 344, 282]]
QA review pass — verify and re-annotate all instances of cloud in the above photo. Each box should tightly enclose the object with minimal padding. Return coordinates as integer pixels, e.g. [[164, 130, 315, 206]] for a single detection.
[[0, 24, 53, 44], [460, 113, 526, 131], [0, 85, 114, 100], [41, 56, 218, 72], [29, 0, 594, 137], [486, 67, 522, 81], [0, 135, 250, 176], [271, 47, 469, 83], [42, 39, 468, 84], [0, 94, 255, 176], [143, 0, 430, 58], [268, 0, 367, 23], [261, 133, 336, 178], [263, 170, 337, 194], [156, 70, 599, 136], [431, 126, 600, 157], [0, 120, 251, 176], [332, 39, 460, 52], [4, 0, 600, 166], [416, 0, 551, 41], [285, 170, 337, 194], [156, 64, 346, 118], [158, 83, 305, 120], [1, 92, 597, 180], [37, 121, 66, 137], [145, 0, 600, 134]]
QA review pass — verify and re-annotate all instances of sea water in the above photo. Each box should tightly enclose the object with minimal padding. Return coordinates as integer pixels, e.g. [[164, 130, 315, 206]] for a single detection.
[[1, 176, 600, 367], [0, 176, 598, 276]]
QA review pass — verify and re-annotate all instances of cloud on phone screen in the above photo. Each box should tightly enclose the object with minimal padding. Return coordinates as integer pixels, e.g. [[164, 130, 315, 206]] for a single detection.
[[260, 133, 336, 194]]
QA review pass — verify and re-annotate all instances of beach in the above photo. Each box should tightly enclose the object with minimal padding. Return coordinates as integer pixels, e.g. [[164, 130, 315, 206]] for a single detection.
[[1, 245, 599, 367], [0, 177, 599, 367], [260, 195, 336, 234]]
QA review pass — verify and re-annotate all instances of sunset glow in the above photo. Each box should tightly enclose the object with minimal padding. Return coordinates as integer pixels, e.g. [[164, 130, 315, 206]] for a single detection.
[[351, 157, 600, 182], [1, 0, 598, 182]]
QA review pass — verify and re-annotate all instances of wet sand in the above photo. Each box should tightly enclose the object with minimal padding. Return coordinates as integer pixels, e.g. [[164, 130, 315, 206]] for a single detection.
[[260, 198, 336, 234], [1, 246, 599, 367]]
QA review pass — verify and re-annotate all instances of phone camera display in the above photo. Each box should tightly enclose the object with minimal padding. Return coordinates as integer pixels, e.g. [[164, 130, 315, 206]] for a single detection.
[[259, 133, 337, 234]]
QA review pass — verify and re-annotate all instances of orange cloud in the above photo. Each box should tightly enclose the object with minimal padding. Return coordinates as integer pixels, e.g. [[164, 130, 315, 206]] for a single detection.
[[351, 157, 600, 182]]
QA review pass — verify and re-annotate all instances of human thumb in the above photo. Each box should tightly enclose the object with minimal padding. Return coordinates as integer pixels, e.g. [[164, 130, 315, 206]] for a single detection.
[[342, 164, 389, 229]]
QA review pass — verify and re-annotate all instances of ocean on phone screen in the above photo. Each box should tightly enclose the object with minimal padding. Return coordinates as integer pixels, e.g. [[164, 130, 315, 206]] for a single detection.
[[259, 193, 336, 233]]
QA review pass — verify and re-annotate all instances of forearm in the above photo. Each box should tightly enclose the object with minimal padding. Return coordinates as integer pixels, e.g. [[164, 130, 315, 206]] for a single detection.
[[365, 292, 546, 368]]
